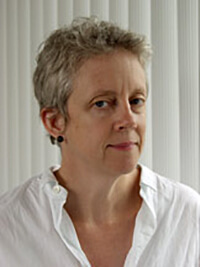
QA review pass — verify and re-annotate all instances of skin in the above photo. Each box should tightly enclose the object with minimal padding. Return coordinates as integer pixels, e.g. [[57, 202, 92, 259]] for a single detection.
[[41, 49, 147, 266]]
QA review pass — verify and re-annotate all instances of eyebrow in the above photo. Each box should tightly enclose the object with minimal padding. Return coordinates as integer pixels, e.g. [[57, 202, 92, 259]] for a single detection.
[[132, 88, 147, 96], [90, 88, 147, 101], [90, 90, 116, 98]]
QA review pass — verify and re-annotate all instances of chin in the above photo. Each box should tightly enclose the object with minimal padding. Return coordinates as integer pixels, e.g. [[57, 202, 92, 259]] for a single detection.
[[109, 159, 139, 176]]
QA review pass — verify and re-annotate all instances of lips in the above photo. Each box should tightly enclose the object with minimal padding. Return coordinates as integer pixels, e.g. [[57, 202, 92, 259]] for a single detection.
[[108, 141, 138, 151]]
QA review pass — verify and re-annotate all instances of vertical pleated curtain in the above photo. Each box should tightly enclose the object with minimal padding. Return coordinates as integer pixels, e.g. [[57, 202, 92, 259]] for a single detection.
[[0, 0, 199, 194]]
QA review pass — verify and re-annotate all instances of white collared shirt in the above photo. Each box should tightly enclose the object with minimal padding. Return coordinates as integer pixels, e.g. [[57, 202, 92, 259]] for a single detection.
[[0, 164, 199, 267]]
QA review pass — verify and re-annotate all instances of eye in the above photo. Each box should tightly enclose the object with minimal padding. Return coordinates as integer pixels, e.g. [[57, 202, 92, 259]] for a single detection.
[[94, 100, 108, 108], [130, 98, 145, 106]]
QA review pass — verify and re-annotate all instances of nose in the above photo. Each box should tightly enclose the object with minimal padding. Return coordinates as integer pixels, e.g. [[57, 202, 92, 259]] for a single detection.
[[113, 101, 137, 132]]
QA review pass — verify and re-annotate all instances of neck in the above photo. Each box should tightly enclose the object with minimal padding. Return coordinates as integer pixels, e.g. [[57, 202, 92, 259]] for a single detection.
[[54, 161, 142, 225]]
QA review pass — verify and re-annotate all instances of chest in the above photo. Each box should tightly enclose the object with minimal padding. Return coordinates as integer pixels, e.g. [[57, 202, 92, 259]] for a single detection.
[[74, 218, 136, 267]]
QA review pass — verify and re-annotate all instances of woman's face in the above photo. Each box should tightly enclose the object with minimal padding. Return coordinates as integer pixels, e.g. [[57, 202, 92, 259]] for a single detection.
[[62, 50, 147, 178]]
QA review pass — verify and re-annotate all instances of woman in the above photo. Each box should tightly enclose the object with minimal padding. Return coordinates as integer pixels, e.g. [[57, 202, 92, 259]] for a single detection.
[[0, 17, 199, 267]]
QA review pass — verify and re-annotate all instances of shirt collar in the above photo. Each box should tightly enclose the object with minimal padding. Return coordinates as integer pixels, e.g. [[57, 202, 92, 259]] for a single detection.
[[41, 163, 158, 220], [41, 165, 68, 207], [41, 163, 158, 265], [137, 162, 157, 222], [41, 163, 158, 205], [138, 162, 157, 192]]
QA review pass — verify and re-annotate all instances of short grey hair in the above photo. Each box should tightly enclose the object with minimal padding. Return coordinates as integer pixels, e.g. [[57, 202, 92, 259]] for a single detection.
[[33, 16, 152, 145]]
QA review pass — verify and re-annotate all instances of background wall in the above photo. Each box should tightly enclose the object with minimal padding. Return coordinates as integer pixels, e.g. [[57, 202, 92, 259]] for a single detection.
[[0, 0, 199, 194]]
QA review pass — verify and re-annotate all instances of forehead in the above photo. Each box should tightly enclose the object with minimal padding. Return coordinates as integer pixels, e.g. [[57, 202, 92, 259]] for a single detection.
[[72, 50, 147, 95]]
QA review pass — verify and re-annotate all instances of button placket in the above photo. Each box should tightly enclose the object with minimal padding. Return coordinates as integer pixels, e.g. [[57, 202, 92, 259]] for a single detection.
[[52, 184, 61, 194]]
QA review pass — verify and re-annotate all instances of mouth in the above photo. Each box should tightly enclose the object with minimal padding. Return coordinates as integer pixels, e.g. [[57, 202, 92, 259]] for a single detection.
[[107, 141, 139, 151]]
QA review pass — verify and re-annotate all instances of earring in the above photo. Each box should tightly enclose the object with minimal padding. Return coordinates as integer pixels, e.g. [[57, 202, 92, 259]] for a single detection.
[[57, 136, 64, 143]]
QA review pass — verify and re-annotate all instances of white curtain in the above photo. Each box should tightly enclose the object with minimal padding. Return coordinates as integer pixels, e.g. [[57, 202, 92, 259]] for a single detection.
[[0, 0, 199, 194]]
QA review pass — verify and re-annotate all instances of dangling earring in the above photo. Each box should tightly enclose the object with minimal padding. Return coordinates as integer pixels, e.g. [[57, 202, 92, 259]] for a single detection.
[[57, 136, 64, 143]]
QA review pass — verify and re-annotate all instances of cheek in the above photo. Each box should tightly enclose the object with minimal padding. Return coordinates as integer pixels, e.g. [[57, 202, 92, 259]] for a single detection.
[[142, 120, 146, 133], [138, 114, 146, 137], [67, 118, 106, 145]]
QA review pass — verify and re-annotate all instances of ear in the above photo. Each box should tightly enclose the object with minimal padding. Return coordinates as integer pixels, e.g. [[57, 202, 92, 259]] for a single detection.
[[40, 108, 66, 139]]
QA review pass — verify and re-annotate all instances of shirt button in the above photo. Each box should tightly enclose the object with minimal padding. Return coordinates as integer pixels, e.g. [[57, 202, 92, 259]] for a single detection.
[[52, 184, 61, 194]]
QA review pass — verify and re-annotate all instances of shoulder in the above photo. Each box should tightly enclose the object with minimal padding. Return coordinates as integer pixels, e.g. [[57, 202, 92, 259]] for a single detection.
[[0, 165, 61, 224], [0, 174, 42, 250], [140, 164, 200, 215], [138, 165, 200, 263], [0, 174, 42, 218], [0, 165, 60, 211], [0, 167, 54, 222], [156, 171, 200, 208], [0, 176, 37, 203], [0, 167, 59, 247]]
